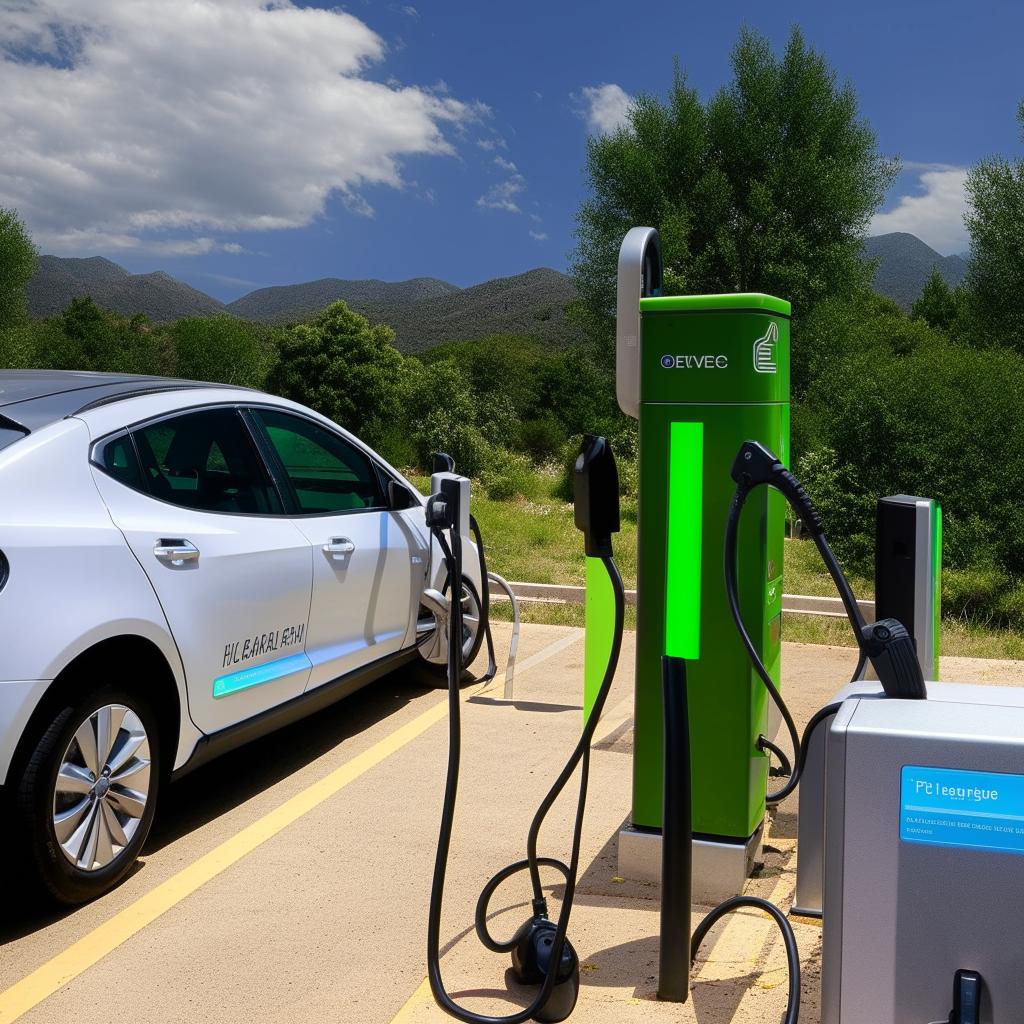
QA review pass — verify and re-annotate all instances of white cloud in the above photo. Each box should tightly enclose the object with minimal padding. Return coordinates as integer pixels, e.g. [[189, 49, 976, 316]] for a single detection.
[[493, 156, 518, 172], [477, 136, 508, 152], [529, 230, 548, 242], [0, 1, 481, 254], [477, 175, 525, 214], [870, 167, 970, 254], [577, 83, 633, 135]]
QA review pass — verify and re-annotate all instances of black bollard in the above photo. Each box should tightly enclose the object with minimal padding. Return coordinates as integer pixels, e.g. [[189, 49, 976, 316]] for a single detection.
[[658, 655, 692, 1002]]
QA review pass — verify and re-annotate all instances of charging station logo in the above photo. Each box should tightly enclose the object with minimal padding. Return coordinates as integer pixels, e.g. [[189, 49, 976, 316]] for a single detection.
[[660, 354, 728, 369], [753, 322, 779, 374]]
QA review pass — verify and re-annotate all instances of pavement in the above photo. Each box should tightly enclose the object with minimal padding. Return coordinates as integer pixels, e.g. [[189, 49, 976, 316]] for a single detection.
[[2, 623, 1023, 1024]]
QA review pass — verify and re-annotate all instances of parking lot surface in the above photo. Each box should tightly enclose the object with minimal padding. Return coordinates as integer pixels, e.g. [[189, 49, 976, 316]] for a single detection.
[[3, 624, 1022, 1024]]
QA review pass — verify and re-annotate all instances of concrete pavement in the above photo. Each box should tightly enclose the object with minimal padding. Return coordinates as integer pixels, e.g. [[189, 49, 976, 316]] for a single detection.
[[2, 624, 1022, 1024]]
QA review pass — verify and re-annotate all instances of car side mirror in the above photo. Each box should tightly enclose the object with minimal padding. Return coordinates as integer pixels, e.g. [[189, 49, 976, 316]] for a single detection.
[[387, 479, 417, 511]]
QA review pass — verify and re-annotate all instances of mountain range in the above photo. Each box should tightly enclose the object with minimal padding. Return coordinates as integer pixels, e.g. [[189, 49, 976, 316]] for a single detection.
[[862, 233, 968, 309], [25, 232, 965, 349]]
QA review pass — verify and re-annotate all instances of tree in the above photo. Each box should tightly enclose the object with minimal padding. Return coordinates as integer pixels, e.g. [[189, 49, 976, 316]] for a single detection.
[[267, 301, 408, 437], [47, 297, 167, 375], [0, 208, 38, 329], [171, 315, 275, 389], [911, 270, 960, 332], [573, 28, 897, 364], [963, 100, 1024, 347]]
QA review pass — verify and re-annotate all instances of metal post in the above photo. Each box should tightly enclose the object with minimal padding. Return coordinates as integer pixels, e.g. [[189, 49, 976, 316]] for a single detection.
[[658, 654, 692, 1002]]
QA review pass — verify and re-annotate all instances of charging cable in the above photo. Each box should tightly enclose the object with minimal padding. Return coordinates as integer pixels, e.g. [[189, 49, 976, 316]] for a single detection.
[[426, 442, 626, 1024], [725, 441, 925, 806]]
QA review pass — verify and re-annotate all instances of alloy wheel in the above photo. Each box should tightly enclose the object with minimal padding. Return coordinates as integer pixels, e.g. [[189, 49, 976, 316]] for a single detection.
[[52, 704, 152, 872]]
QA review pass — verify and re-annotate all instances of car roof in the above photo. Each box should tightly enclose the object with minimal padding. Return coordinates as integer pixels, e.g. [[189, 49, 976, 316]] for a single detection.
[[0, 371, 252, 432]]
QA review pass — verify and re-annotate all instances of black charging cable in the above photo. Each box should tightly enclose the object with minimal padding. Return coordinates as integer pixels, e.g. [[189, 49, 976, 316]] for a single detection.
[[725, 442, 868, 804], [725, 441, 926, 806], [426, 474, 626, 1023]]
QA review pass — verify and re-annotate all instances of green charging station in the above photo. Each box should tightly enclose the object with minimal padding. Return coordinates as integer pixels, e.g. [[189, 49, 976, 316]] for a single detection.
[[614, 228, 790, 898]]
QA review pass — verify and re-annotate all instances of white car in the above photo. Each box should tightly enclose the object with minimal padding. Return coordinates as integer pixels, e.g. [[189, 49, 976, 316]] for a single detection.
[[0, 371, 483, 903]]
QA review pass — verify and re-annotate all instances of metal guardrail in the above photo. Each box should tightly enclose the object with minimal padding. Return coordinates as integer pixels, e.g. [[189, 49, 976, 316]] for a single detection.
[[488, 580, 875, 621]]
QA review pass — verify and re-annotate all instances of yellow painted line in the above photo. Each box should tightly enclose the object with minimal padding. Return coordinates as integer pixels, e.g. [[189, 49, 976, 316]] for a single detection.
[[389, 977, 433, 1024], [0, 630, 581, 1024]]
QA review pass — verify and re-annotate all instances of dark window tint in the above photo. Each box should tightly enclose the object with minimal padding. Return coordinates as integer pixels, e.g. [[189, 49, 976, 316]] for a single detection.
[[252, 409, 385, 514], [131, 409, 281, 515], [97, 433, 144, 490]]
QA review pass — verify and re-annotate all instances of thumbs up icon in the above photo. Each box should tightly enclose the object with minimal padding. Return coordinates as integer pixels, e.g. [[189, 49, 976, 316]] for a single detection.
[[753, 322, 779, 374]]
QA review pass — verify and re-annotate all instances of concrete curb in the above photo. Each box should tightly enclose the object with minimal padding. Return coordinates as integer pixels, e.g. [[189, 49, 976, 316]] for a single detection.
[[488, 580, 875, 620]]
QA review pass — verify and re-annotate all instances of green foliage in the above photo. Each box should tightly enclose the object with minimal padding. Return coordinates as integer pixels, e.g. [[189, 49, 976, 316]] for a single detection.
[[573, 27, 897, 366], [0, 208, 37, 330], [45, 297, 168, 375], [478, 446, 539, 501], [267, 300, 407, 437], [963, 101, 1024, 348], [170, 315, 276, 388], [804, 336, 1024, 584], [795, 291, 942, 398], [911, 270, 961, 332]]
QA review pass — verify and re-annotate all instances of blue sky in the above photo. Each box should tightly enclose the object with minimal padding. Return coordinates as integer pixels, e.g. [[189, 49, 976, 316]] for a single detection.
[[2, 0, 1022, 300]]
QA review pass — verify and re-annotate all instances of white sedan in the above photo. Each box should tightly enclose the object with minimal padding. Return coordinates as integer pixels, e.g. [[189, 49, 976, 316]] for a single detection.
[[0, 371, 482, 903]]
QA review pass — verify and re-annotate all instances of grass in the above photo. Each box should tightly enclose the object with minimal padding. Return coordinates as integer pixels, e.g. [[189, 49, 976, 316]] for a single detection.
[[409, 468, 1024, 661]]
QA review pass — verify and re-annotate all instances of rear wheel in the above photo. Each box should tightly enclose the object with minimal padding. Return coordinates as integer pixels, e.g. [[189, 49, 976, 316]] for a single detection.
[[14, 684, 160, 904], [417, 577, 485, 678]]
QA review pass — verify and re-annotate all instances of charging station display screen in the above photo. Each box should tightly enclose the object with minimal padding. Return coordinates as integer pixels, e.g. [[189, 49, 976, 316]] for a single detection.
[[901, 765, 1024, 856]]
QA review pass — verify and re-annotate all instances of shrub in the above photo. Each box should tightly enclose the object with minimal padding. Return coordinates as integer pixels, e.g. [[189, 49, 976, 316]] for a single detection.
[[519, 415, 568, 461], [171, 315, 275, 389], [268, 301, 407, 435], [478, 446, 538, 501]]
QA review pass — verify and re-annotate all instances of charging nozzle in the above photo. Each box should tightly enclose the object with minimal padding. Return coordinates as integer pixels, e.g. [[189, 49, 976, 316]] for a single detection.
[[730, 440, 824, 537], [860, 618, 928, 699], [574, 434, 620, 558]]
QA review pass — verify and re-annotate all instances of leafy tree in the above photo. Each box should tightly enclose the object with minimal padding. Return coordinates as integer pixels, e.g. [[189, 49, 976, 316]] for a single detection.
[[910, 270, 960, 332], [267, 301, 407, 437], [171, 315, 275, 389], [0, 208, 37, 329], [47, 297, 167, 375], [795, 292, 941, 399], [964, 100, 1024, 347], [803, 336, 1024, 594], [573, 27, 897, 364]]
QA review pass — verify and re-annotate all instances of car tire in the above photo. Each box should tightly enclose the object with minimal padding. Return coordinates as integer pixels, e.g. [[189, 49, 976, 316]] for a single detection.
[[14, 683, 161, 905], [417, 576, 486, 680]]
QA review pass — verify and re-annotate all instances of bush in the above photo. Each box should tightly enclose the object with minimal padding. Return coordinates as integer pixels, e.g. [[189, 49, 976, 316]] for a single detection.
[[171, 315, 275, 389], [268, 301, 407, 435], [804, 336, 1024, 581], [519, 415, 567, 461], [478, 446, 538, 501]]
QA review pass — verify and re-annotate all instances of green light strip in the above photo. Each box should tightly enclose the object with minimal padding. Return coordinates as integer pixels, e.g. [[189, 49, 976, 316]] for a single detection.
[[583, 556, 615, 726], [933, 503, 943, 678], [665, 421, 703, 659]]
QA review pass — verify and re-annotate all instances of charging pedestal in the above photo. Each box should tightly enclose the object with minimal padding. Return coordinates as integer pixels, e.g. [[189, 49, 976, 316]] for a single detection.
[[875, 495, 942, 679], [615, 228, 790, 901]]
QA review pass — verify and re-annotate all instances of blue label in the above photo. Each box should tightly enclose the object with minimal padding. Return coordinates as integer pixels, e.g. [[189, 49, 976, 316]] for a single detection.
[[901, 765, 1024, 856]]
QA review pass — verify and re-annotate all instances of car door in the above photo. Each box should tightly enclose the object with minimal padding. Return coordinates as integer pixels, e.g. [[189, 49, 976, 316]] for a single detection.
[[246, 406, 421, 690], [91, 406, 314, 734]]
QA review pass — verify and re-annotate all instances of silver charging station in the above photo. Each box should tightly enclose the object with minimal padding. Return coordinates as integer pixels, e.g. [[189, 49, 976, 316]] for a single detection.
[[813, 685, 1024, 1023]]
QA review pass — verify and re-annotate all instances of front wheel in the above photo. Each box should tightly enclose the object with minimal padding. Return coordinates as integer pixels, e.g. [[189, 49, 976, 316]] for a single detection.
[[417, 577, 485, 677], [14, 685, 160, 904]]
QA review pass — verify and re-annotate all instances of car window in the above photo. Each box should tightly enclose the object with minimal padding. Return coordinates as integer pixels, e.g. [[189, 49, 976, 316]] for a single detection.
[[97, 432, 145, 490], [251, 408, 386, 514], [130, 408, 281, 515]]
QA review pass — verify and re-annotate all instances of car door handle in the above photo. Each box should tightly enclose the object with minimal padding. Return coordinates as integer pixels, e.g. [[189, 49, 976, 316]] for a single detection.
[[154, 539, 200, 565], [323, 537, 356, 558]]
